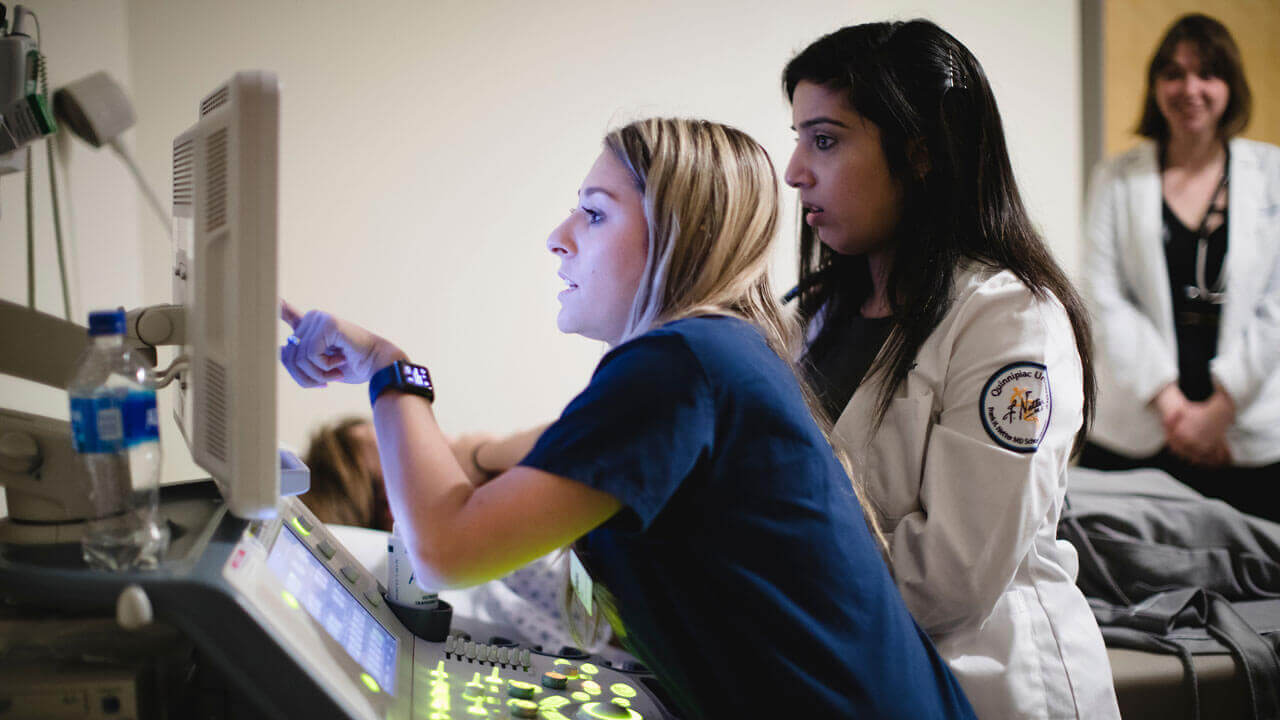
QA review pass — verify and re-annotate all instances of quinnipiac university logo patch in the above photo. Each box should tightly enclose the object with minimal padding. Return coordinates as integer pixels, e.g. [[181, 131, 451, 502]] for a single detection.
[[980, 361, 1051, 453]]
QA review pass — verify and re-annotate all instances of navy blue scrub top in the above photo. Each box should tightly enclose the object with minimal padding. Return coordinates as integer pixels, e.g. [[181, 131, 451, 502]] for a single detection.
[[521, 316, 974, 720]]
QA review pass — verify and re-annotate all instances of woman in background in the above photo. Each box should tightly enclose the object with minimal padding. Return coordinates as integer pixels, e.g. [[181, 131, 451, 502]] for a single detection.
[[782, 20, 1119, 718], [1080, 13, 1280, 520]]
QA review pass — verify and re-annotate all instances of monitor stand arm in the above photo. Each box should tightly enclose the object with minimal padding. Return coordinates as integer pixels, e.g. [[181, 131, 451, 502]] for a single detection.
[[125, 303, 187, 366]]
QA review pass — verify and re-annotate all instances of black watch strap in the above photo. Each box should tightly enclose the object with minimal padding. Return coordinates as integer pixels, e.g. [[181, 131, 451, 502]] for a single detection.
[[368, 361, 435, 408]]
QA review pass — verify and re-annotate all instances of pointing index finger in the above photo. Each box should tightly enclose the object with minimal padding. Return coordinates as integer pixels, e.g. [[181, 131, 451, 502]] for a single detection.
[[280, 299, 303, 330]]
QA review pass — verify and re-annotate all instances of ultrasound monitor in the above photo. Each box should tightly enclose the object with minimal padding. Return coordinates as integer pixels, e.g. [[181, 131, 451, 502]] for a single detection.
[[170, 72, 280, 519]]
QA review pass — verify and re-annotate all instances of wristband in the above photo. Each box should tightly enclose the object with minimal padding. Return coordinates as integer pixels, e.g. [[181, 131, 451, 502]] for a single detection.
[[368, 360, 435, 409]]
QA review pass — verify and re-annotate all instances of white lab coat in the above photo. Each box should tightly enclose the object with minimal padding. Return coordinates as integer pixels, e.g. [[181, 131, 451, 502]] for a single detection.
[[1082, 138, 1280, 463], [831, 266, 1119, 719]]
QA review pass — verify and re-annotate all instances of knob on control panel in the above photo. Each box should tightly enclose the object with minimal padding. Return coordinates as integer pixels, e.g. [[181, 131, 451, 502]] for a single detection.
[[576, 699, 641, 720], [507, 680, 537, 699], [510, 698, 539, 718]]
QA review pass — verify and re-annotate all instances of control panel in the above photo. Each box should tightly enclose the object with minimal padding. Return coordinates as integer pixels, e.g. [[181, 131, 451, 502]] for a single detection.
[[415, 646, 650, 719], [229, 497, 673, 719], [0, 482, 675, 720]]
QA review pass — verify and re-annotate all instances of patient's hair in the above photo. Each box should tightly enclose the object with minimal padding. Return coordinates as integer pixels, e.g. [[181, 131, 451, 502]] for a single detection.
[[300, 417, 387, 529]]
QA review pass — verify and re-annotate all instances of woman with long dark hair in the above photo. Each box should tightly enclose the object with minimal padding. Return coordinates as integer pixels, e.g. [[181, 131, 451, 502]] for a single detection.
[[1079, 13, 1280, 518], [783, 21, 1119, 718]]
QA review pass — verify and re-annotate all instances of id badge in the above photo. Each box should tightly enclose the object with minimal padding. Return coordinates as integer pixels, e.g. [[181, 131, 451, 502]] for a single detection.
[[568, 549, 594, 617]]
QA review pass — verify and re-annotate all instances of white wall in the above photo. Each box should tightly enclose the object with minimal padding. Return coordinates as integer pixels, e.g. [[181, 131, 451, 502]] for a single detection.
[[3, 1, 1081, 493]]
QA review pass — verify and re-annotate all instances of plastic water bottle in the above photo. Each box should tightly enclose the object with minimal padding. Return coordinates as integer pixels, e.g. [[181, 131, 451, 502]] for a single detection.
[[68, 309, 170, 570]]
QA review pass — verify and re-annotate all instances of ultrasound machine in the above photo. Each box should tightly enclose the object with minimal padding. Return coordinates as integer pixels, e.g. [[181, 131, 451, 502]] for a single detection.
[[0, 73, 675, 720]]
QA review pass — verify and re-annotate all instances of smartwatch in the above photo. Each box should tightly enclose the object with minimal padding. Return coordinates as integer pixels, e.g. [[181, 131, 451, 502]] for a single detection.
[[368, 360, 435, 408]]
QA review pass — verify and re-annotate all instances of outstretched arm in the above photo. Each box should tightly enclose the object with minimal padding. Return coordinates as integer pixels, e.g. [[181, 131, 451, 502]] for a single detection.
[[279, 301, 620, 588]]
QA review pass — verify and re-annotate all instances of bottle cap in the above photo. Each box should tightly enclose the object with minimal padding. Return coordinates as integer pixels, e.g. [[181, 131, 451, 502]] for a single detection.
[[87, 309, 126, 336]]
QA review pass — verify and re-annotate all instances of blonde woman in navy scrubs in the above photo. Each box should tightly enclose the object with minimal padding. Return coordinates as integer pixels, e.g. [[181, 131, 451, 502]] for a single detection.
[[280, 118, 975, 719]]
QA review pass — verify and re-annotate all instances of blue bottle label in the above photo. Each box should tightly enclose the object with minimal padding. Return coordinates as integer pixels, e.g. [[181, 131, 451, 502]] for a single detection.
[[70, 391, 158, 453], [122, 390, 159, 446], [71, 395, 124, 453]]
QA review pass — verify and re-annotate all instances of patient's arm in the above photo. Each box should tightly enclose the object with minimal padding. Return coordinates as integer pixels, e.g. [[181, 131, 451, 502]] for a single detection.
[[450, 424, 551, 485]]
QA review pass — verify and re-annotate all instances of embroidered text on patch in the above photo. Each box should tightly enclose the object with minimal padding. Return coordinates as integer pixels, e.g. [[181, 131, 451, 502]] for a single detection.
[[980, 362, 1052, 453]]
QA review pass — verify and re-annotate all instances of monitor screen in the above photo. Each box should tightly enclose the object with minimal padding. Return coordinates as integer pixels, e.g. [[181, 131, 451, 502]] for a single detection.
[[265, 527, 397, 695]]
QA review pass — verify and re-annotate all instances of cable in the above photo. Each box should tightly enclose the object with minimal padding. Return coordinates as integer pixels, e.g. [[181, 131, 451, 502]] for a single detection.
[[152, 354, 190, 389], [36, 50, 71, 321], [0, 113, 20, 148], [16, 9, 70, 319], [24, 144, 33, 308], [47, 128, 69, 319], [109, 138, 168, 229]]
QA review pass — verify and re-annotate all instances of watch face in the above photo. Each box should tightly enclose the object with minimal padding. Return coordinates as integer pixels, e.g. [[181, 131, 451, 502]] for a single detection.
[[400, 363, 433, 389]]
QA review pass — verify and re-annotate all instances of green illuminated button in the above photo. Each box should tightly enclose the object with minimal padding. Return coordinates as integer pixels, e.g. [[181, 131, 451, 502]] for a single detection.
[[465, 705, 488, 716], [571, 691, 590, 702], [575, 700, 641, 720], [430, 691, 451, 710], [613, 697, 631, 708], [609, 682, 636, 698], [508, 698, 538, 718], [340, 565, 360, 583], [579, 663, 600, 675], [291, 516, 313, 535], [540, 695, 572, 709], [581, 680, 602, 695], [542, 712, 571, 720], [507, 680, 537, 699], [541, 671, 568, 690], [359, 672, 380, 693], [280, 590, 299, 609]]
